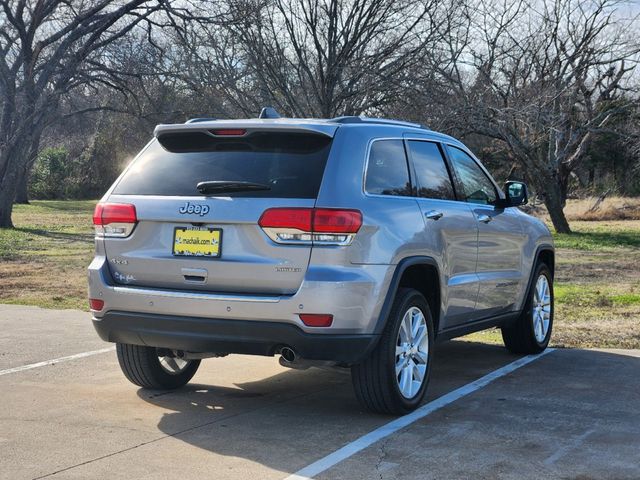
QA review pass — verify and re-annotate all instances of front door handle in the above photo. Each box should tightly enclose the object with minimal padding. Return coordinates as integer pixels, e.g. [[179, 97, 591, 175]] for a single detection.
[[477, 214, 492, 223], [425, 210, 444, 220]]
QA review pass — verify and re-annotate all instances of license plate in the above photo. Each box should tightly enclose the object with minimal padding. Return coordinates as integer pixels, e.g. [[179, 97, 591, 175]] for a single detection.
[[173, 227, 222, 257]]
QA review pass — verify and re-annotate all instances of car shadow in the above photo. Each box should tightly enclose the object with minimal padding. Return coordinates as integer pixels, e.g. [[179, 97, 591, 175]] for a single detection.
[[135, 340, 525, 472]]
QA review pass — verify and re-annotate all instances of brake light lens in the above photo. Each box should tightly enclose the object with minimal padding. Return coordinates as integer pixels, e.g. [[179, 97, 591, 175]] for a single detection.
[[93, 203, 137, 237], [210, 129, 247, 136], [258, 208, 313, 231], [299, 314, 333, 327], [258, 208, 362, 245]]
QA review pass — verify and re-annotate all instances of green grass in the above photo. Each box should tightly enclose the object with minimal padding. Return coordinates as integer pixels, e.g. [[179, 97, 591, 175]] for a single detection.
[[552, 222, 640, 251], [555, 284, 640, 308], [611, 293, 640, 306]]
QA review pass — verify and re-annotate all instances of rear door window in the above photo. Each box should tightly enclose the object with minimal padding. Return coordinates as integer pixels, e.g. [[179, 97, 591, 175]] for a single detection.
[[406, 141, 455, 200], [365, 140, 412, 196], [113, 132, 332, 198]]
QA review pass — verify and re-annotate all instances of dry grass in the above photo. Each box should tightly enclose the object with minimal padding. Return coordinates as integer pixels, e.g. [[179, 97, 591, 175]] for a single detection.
[[0, 259, 89, 310], [529, 196, 640, 222], [0, 200, 95, 309], [565, 196, 640, 221]]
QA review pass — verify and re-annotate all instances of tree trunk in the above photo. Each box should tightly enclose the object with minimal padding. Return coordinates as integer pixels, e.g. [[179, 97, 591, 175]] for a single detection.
[[0, 168, 18, 228], [13, 131, 42, 205], [14, 166, 30, 204], [557, 164, 571, 208], [0, 134, 35, 228], [543, 182, 571, 234]]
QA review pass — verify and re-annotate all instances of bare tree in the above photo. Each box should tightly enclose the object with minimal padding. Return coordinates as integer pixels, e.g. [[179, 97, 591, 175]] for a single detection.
[[0, 0, 210, 227], [436, 0, 639, 232], [138, 22, 248, 119], [186, 0, 460, 118]]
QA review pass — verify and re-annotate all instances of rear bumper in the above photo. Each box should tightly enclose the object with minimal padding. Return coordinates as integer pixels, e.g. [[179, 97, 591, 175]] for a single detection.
[[88, 255, 394, 334], [93, 311, 379, 364]]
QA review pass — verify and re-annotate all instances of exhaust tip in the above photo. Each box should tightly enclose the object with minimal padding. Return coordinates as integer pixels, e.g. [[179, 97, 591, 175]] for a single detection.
[[280, 347, 296, 363]]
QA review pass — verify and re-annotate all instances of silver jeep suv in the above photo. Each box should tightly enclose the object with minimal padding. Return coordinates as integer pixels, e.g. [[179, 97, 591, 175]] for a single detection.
[[89, 110, 554, 414]]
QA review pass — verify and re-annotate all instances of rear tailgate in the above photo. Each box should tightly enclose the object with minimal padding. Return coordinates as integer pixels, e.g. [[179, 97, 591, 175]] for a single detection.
[[103, 195, 314, 295], [101, 126, 335, 295]]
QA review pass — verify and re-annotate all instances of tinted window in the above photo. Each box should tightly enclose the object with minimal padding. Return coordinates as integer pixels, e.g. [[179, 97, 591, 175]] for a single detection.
[[448, 146, 497, 205], [113, 132, 331, 198], [407, 141, 455, 200], [365, 140, 411, 196]]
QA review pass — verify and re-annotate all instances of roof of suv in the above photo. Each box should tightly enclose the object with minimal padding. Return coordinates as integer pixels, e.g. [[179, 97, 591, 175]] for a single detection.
[[153, 110, 461, 146]]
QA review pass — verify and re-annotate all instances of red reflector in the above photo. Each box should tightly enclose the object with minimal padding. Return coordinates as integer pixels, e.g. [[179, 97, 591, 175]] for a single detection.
[[210, 129, 247, 136], [299, 314, 333, 327], [93, 203, 137, 225], [313, 208, 362, 233], [258, 208, 362, 233], [89, 299, 104, 311], [259, 208, 313, 231]]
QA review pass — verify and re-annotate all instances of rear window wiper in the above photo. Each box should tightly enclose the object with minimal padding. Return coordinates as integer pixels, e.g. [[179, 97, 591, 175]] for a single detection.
[[196, 180, 271, 195]]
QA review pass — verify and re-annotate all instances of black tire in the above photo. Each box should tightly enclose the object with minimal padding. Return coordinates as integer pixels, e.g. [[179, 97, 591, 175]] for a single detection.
[[116, 343, 200, 389], [501, 262, 554, 354], [351, 288, 434, 415]]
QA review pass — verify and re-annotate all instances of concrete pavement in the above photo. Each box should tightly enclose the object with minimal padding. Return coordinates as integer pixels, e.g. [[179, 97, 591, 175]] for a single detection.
[[1, 304, 638, 479]]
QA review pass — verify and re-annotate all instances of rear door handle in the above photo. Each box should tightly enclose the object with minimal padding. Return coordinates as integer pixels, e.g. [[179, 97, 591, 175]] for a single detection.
[[477, 214, 492, 223], [425, 210, 443, 220]]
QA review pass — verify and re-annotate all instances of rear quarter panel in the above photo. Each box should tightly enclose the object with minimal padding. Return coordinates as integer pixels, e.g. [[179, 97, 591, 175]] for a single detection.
[[315, 125, 427, 266], [313, 125, 441, 332]]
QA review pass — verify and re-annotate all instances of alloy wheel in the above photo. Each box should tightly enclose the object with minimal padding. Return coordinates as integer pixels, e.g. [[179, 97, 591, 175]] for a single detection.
[[532, 275, 552, 343], [395, 306, 429, 399], [157, 351, 191, 375]]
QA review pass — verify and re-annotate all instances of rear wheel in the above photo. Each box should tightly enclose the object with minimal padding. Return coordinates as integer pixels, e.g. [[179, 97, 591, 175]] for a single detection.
[[501, 262, 553, 354], [351, 288, 434, 415], [116, 343, 200, 389]]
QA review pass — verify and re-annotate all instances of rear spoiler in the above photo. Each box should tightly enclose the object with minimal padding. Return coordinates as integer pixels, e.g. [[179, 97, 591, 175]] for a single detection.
[[154, 120, 338, 140]]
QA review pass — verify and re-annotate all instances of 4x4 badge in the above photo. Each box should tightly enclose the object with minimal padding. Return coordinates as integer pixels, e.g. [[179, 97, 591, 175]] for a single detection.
[[179, 202, 210, 216]]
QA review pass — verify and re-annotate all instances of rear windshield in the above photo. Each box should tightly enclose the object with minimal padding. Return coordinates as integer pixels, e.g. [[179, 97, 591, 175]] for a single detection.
[[112, 131, 332, 198]]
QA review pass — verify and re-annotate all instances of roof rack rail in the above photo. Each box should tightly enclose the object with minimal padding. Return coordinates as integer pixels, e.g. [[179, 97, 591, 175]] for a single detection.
[[330, 116, 425, 129], [185, 118, 218, 124]]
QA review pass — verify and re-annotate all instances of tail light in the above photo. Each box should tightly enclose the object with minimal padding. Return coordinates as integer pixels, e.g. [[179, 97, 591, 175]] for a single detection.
[[93, 203, 137, 238], [258, 208, 362, 245]]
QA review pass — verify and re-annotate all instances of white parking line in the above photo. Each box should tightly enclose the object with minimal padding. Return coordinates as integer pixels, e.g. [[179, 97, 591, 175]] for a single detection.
[[285, 348, 555, 480], [0, 346, 116, 377]]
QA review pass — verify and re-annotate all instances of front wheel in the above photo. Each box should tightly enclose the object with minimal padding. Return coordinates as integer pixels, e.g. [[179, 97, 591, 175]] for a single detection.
[[351, 288, 434, 415], [116, 343, 200, 389], [501, 262, 554, 354]]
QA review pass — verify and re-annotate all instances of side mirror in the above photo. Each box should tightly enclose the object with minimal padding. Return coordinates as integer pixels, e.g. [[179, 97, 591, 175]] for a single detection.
[[501, 181, 528, 207]]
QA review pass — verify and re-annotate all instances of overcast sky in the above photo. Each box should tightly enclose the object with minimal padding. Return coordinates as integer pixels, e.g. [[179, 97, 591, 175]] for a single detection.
[[620, 0, 640, 15]]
